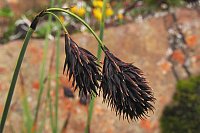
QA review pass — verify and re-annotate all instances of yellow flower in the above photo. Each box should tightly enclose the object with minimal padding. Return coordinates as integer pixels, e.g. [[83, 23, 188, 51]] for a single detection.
[[117, 13, 123, 20], [93, 0, 103, 8], [106, 7, 114, 17], [93, 8, 102, 21], [71, 6, 78, 13], [59, 16, 65, 23], [70, 6, 86, 17], [78, 8, 86, 17]]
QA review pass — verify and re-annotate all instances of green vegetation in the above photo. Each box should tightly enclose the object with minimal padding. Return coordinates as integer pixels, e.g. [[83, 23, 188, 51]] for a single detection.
[[160, 75, 200, 133], [0, 6, 106, 132], [0, 7, 14, 17], [0, 0, 192, 45]]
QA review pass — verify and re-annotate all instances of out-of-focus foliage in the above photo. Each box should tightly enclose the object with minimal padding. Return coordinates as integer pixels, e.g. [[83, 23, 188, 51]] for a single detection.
[[0, 6, 15, 44], [63, 0, 192, 29], [160, 75, 200, 133], [0, 23, 15, 44], [144, 0, 183, 7], [0, 0, 199, 44], [0, 7, 14, 17]]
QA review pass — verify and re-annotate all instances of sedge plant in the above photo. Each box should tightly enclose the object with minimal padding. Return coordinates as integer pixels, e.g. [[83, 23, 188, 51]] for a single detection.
[[0, 6, 155, 133]]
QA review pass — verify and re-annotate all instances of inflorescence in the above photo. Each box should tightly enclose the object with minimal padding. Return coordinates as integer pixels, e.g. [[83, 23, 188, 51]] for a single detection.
[[31, 8, 155, 121], [101, 47, 155, 120], [63, 34, 101, 97], [63, 35, 155, 121]]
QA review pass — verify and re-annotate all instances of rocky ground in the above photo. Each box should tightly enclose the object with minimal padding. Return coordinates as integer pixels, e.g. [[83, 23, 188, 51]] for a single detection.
[[0, 8, 200, 133]]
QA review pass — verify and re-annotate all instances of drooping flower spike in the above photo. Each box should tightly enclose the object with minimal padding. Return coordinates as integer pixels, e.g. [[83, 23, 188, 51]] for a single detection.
[[63, 33, 101, 98], [100, 46, 155, 120]]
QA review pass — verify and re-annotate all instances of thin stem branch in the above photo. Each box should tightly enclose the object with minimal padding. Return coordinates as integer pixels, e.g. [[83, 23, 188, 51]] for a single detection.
[[54, 18, 61, 133], [19, 72, 33, 133], [32, 11, 53, 131], [44, 11, 68, 34], [0, 28, 34, 133], [47, 74, 55, 133], [47, 8, 105, 48], [97, 0, 107, 59], [54, 1, 62, 131]]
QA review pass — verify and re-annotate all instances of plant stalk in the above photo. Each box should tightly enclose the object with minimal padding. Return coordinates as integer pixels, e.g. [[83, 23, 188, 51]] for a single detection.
[[0, 28, 34, 133], [54, 15, 61, 133], [97, 0, 107, 59], [44, 12, 68, 33], [32, 9, 53, 132], [85, 0, 107, 132], [47, 8, 105, 49]]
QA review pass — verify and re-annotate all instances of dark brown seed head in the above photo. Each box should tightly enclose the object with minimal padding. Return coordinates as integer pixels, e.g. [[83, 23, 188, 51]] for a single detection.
[[100, 46, 155, 121], [63, 34, 101, 98]]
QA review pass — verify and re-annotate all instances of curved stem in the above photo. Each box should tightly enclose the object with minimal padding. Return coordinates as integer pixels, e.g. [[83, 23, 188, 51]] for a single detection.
[[44, 11, 68, 34], [0, 28, 34, 133], [47, 8, 105, 48]]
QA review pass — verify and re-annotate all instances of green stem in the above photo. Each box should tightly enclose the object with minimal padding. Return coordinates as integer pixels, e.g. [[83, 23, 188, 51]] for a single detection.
[[0, 28, 34, 133], [21, 91, 33, 132], [44, 12, 68, 33], [54, 1, 62, 132], [41, 11, 63, 133], [85, 0, 107, 132], [47, 8, 105, 48], [38, 93, 48, 133], [97, 0, 107, 59], [54, 17, 61, 133], [84, 98, 95, 133], [47, 75, 55, 133], [33, 11, 53, 131]]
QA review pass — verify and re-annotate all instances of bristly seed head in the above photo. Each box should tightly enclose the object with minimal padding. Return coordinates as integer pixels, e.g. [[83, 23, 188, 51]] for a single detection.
[[63, 34, 101, 98], [100, 46, 155, 121]]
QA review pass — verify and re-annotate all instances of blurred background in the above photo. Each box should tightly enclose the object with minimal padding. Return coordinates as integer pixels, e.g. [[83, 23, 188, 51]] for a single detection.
[[1, 0, 200, 133]]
